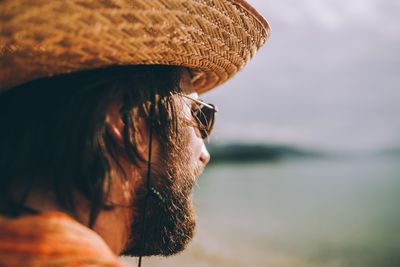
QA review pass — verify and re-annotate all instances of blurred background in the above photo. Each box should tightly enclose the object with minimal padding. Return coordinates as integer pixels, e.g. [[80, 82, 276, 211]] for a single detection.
[[125, 0, 400, 266]]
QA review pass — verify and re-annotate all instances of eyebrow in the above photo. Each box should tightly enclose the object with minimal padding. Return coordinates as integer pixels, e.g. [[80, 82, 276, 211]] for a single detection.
[[177, 93, 216, 110]]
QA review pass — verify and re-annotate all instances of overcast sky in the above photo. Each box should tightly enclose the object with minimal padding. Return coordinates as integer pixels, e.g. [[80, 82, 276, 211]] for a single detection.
[[204, 0, 400, 153]]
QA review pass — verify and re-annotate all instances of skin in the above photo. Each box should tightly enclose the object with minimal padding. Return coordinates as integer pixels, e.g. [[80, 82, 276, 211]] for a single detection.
[[20, 92, 210, 255]]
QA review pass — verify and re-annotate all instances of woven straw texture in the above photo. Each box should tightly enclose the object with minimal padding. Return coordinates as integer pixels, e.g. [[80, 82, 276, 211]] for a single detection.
[[0, 0, 270, 93]]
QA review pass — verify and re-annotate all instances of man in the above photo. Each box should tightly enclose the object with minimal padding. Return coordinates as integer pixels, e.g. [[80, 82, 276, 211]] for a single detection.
[[0, 0, 269, 266]]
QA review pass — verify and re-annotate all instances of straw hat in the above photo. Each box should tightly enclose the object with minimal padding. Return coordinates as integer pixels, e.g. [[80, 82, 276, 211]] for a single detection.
[[0, 0, 270, 93]]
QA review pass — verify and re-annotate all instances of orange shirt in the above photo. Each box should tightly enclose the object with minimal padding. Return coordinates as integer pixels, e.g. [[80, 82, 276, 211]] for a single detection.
[[0, 211, 127, 267]]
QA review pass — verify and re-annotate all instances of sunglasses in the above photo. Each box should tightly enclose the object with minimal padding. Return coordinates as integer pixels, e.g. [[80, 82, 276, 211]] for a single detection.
[[179, 94, 218, 139]]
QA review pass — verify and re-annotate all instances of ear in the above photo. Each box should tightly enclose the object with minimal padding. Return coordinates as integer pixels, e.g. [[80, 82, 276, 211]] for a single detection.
[[133, 117, 149, 160], [105, 104, 149, 161], [105, 104, 124, 147]]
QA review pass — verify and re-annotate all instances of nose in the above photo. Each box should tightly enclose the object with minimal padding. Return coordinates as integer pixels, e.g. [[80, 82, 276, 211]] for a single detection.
[[199, 143, 210, 165]]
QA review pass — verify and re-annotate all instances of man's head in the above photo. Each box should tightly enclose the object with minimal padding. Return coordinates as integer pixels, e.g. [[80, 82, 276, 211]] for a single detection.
[[0, 0, 269, 261], [0, 65, 213, 256]]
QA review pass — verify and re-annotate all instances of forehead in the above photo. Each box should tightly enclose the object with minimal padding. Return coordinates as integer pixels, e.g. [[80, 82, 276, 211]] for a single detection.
[[187, 92, 199, 99]]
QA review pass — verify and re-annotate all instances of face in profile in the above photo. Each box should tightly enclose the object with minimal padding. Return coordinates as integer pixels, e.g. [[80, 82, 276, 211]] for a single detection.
[[122, 93, 210, 256]]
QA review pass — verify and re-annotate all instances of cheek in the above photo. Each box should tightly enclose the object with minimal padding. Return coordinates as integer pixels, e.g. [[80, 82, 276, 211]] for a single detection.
[[187, 125, 204, 163], [177, 95, 204, 166]]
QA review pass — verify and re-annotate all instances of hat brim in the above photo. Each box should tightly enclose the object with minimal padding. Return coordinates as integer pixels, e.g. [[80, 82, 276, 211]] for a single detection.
[[0, 0, 270, 94]]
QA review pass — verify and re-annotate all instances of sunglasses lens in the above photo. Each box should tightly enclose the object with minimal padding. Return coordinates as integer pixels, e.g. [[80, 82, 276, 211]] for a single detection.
[[192, 104, 216, 139]]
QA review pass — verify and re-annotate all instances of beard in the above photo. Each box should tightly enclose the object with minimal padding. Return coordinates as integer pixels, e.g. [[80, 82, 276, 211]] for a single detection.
[[122, 125, 202, 257]]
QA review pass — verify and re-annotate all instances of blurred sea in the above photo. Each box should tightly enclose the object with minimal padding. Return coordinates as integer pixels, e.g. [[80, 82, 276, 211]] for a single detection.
[[124, 152, 400, 267]]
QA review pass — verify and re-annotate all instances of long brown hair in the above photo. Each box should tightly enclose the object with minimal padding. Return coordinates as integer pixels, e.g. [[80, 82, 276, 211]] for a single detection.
[[0, 65, 184, 227]]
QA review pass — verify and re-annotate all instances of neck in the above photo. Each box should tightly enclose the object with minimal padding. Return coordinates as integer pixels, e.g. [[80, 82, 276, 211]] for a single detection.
[[92, 205, 133, 254]]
